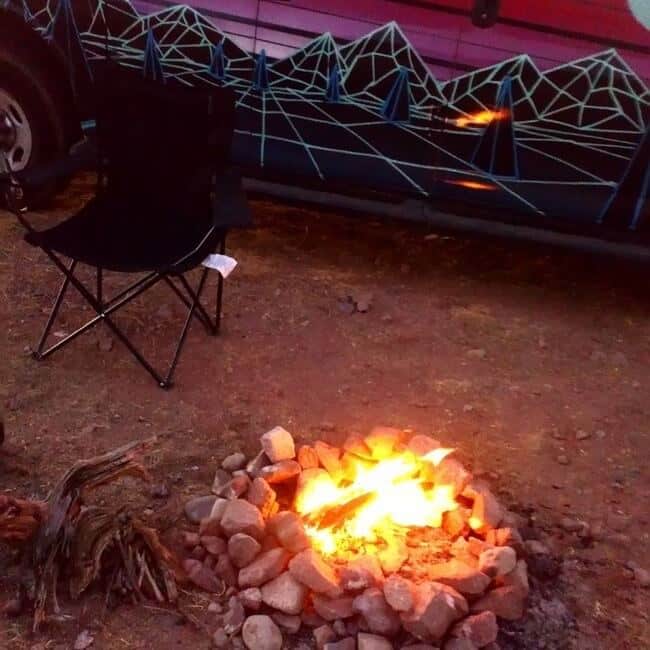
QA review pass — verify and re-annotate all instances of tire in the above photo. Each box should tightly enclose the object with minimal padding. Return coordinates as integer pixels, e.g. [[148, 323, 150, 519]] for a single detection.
[[0, 46, 68, 205]]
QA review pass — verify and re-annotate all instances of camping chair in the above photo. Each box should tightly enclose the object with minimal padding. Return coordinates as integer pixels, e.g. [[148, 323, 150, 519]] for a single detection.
[[0, 65, 251, 388]]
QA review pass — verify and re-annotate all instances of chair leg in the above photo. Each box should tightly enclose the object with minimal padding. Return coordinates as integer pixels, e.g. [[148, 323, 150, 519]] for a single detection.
[[164, 276, 215, 334], [33, 259, 77, 360], [215, 234, 226, 335], [161, 267, 210, 388]]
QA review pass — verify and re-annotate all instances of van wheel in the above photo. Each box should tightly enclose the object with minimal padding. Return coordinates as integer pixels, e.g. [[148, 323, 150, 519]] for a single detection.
[[0, 48, 68, 205]]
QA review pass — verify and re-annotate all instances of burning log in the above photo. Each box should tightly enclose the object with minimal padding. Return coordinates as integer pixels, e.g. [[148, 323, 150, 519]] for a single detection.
[[0, 439, 183, 630], [304, 492, 376, 530]]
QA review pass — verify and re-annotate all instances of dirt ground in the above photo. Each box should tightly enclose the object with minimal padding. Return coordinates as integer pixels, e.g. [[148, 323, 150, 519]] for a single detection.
[[1, 174, 649, 649]]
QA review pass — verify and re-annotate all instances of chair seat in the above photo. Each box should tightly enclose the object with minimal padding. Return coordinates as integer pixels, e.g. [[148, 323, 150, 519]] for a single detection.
[[25, 193, 218, 273]]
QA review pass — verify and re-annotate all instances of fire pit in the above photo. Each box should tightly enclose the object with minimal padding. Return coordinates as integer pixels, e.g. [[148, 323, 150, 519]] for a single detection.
[[182, 426, 528, 649]]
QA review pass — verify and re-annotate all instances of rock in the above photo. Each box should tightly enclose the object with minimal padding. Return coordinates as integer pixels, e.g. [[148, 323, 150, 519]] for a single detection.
[[223, 452, 247, 472], [383, 574, 414, 612], [268, 510, 311, 553], [261, 426, 296, 463], [212, 469, 232, 494], [220, 499, 265, 541], [242, 615, 283, 650], [218, 474, 252, 500], [191, 545, 206, 560], [333, 619, 347, 636], [261, 571, 309, 615], [212, 628, 229, 648], [498, 559, 529, 597], [339, 556, 383, 594], [450, 611, 498, 647], [377, 540, 408, 574], [400, 582, 467, 642], [201, 535, 227, 556], [183, 558, 223, 592], [290, 549, 343, 598], [444, 640, 477, 650], [357, 632, 393, 650], [575, 430, 591, 441], [469, 489, 503, 534], [466, 348, 486, 360], [485, 527, 524, 554], [478, 547, 517, 578], [2, 598, 23, 618], [314, 624, 337, 649], [435, 459, 472, 498], [524, 539, 550, 556], [324, 639, 356, 650], [298, 445, 320, 470], [312, 594, 356, 621], [352, 291, 374, 313], [215, 554, 238, 587], [208, 601, 223, 614], [238, 548, 290, 588], [407, 434, 441, 457], [352, 588, 401, 636], [246, 451, 271, 477], [343, 434, 374, 460], [365, 426, 402, 460], [184, 495, 218, 523], [182, 531, 201, 548], [151, 482, 170, 499], [471, 586, 525, 620], [303, 609, 327, 628], [428, 559, 491, 596], [228, 533, 262, 568], [246, 477, 277, 518], [260, 460, 302, 484], [224, 597, 246, 635], [556, 455, 569, 465], [73, 630, 94, 650], [272, 612, 302, 633], [314, 441, 343, 478], [240, 587, 263, 610], [634, 567, 650, 587], [560, 517, 585, 533]]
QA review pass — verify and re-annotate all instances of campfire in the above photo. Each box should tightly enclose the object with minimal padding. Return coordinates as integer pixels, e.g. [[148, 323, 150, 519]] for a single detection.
[[183, 426, 529, 649]]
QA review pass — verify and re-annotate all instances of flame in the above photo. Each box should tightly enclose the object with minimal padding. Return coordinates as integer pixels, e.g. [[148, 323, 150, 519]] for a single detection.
[[295, 448, 457, 558], [455, 109, 509, 128], [444, 179, 497, 191]]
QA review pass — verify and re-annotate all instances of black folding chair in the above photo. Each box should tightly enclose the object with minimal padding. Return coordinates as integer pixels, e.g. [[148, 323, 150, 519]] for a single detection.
[[0, 65, 251, 388]]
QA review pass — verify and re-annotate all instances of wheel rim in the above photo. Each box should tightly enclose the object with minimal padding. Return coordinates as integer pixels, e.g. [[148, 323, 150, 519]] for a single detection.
[[0, 88, 33, 171]]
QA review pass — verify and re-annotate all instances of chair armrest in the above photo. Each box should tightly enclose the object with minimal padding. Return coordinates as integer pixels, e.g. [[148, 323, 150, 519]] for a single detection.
[[213, 167, 253, 229]]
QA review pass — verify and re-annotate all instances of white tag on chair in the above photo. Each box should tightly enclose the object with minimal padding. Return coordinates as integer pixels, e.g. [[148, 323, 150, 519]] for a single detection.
[[202, 254, 238, 278]]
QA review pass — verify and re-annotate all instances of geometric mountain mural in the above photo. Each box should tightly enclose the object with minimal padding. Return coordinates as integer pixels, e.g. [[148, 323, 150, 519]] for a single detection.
[[6, 0, 650, 235]]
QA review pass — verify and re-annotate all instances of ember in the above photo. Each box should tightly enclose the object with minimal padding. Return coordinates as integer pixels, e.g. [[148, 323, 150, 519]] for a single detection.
[[454, 109, 509, 128]]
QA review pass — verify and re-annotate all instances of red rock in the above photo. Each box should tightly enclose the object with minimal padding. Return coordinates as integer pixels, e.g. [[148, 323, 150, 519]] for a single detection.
[[191, 545, 206, 560], [312, 594, 356, 621], [215, 554, 238, 587], [242, 614, 283, 650], [246, 477, 277, 518], [261, 571, 309, 615], [427, 559, 491, 596], [444, 640, 477, 650], [400, 582, 467, 642], [217, 474, 251, 500], [324, 638, 356, 650], [246, 451, 271, 478], [240, 587, 263, 610], [357, 632, 394, 650], [352, 588, 401, 636], [261, 426, 296, 463], [435, 458, 472, 498], [183, 558, 223, 593], [260, 460, 302, 484], [268, 511, 311, 553], [298, 445, 320, 469], [222, 452, 247, 472], [486, 527, 524, 554], [471, 586, 525, 621], [313, 624, 336, 649], [478, 547, 517, 578], [469, 489, 503, 535], [184, 495, 218, 523], [302, 608, 327, 628], [228, 533, 262, 568], [383, 574, 415, 612], [451, 611, 498, 647], [182, 531, 200, 548], [289, 549, 343, 598], [314, 441, 343, 478], [223, 596, 245, 635], [201, 535, 227, 556], [220, 499, 265, 540], [498, 559, 529, 596], [364, 426, 402, 460], [342, 434, 373, 460], [341, 556, 384, 592], [238, 548, 291, 588], [272, 612, 301, 633], [407, 434, 441, 457]]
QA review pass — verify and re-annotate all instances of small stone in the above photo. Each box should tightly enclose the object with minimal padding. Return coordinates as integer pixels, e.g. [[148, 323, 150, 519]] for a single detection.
[[485, 527, 524, 554], [324, 639, 356, 650], [212, 469, 232, 494], [218, 474, 252, 500], [272, 612, 302, 634], [224, 597, 246, 635], [73, 630, 94, 650], [151, 482, 170, 499], [261, 426, 296, 463], [202, 535, 227, 556], [261, 571, 309, 615], [383, 574, 415, 612], [357, 632, 393, 650], [191, 545, 207, 560], [228, 533, 262, 568], [240, 587, 263, 610], [444, 640, 477, 650], [365, 426, 402, 460], [246, 477, 277, 518], [314, 624, 337, 649], [556, 455, 570, 465], [466, 348, 486, 359], [184, 495, 218, 523], [435, 459, 472, 498], [469, 489, 503, 535], [260, 460, 302, 484], [215, 554, 238, 587], [333, 619, 347, 636], [246, 451, 271, 477], [560, 517, 585, 533], [343, 434, 374, 460], [183, 558, 223, 592], [471, 586, 525, 620], [478, 547, 517, 578], [298, 445, 320, 470], [182, 531, 201, 548], [223, 452, 247, 472], [575, 430, 591, 441], [289, 549, 343, 598], [352, 588, 401, 636], [312, 594, 356, 621], [341, 556, 384, 592], [524, 539, 550, 556], [595, 429, 606, 439], [242, 615, 283, 650], [634, 567, 650, 587], [238, 548, 290, 588], [314, 441, 343, 478], [268, 511, 311, 553], [498, 559, 529, 596], [451, 611, 498, 647], [212, 628, 229, 648], [407, 434, 441, 457], [208, 601, 224, 614], [220, 499, 265, 540], [428, 559, 491, 596]]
